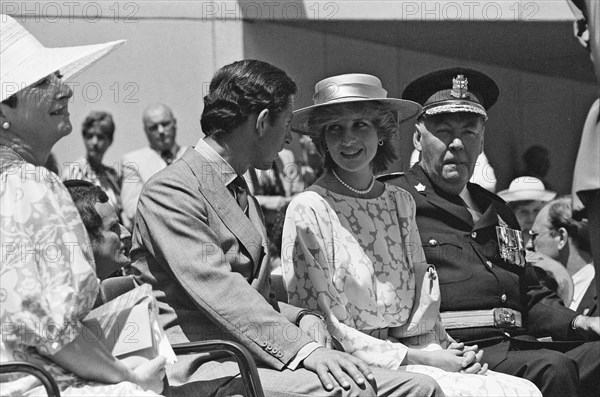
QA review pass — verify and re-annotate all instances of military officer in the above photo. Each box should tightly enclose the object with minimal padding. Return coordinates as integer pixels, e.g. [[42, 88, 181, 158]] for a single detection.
[[382, 67, 600, 397]]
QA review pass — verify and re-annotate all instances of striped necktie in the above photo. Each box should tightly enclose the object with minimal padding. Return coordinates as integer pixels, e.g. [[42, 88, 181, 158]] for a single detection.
[[229, 175, 249, 214]]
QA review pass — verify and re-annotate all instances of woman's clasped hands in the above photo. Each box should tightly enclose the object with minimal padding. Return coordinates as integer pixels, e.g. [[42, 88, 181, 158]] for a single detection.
[[404, 342, 488, 375]]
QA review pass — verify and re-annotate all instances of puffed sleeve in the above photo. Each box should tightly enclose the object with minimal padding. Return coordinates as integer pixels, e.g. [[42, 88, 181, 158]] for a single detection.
[[0, 164, 98, 356], [281, 191, 409, 370]]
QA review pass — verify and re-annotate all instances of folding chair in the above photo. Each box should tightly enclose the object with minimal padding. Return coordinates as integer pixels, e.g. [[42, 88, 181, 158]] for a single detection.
[[0, 277, 265, 397]]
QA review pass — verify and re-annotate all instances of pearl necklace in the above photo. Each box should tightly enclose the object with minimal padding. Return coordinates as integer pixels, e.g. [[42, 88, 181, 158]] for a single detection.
[[331, 169, 375, 195], [0, 144, 28, 163]]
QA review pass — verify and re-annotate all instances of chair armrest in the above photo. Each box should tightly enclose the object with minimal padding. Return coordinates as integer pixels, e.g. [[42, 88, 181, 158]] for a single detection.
[[0, 361, 61, 397], [172, 340, 264, 397]]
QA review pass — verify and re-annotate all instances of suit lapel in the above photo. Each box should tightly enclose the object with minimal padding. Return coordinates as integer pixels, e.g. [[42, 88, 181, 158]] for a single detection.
[[469, 184, 500, 231], [248, 196, 269, 278], [182, 150, 265, 268], [407, 166, 474, 228]]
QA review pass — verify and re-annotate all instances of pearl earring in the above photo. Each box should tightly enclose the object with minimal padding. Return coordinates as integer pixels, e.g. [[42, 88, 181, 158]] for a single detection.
[[2, 122, 10, 130]]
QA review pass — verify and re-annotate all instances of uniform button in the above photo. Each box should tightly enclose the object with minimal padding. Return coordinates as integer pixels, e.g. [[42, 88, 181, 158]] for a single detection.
[[259, 341, 267, 347], [277, 352, 284, 358], [428, 239, 438, 246], [471, 232, 477, 239], [501, 294, 507, 303], [266, 343, 273, 351], [486, 260, 493, 269]]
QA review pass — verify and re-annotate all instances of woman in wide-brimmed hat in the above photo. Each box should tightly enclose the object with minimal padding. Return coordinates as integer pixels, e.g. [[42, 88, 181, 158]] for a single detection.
[[281, 73, 541, 396], [0, 15, 165, 396], [498, 177, 557, 245]]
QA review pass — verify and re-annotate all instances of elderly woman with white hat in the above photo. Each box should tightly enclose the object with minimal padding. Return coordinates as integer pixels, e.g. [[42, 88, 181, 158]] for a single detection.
[[0, 15, 165, 395], [498, 177, 557, 245], [281, 74, 541, 396]]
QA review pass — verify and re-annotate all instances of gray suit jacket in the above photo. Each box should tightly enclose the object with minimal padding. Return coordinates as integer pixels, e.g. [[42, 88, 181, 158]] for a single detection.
[[130, 148, 314, 373]]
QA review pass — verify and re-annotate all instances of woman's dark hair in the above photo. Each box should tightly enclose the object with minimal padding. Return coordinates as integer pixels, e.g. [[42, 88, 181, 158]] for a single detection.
[[307, 101, 400, 174], [1, 94, 18, 108], [64, 179, 109, 240], [82, 111, 115, 141], [201, 60, 297, 138]]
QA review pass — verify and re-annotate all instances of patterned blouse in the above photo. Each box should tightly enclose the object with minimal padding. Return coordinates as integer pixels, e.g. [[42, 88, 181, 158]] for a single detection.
[[282, 184, 445, 370], [282, 183, 543, 397], [0, 149, 100, 385]]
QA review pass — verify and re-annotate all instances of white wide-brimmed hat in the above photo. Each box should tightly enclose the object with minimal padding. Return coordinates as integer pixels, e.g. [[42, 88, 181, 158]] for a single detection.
[[291, 73, 422, 135], [1, 14, 125, 102], [498, 176, 557, 202]]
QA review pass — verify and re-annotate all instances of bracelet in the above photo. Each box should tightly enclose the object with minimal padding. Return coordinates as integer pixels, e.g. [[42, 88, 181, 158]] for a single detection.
[[295, 309, 324, 327]]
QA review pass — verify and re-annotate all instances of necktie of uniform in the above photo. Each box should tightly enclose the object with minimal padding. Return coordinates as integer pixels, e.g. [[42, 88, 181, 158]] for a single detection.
[[229, 175, 249, 214], [161, 150, 174, 165]]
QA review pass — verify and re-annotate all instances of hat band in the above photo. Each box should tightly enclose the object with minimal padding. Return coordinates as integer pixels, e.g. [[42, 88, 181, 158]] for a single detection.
[[313, 83, 387, 105], [423, 99, 487, 119]]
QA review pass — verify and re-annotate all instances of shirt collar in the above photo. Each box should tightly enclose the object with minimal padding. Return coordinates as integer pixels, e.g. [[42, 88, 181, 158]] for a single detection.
[[194, 138, 237, 186], [572, 263, 595, 285]]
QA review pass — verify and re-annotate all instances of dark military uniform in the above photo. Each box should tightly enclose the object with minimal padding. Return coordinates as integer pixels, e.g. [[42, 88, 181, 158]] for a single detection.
[[383, 165, 600, 397], [577, 280, 598, 317]]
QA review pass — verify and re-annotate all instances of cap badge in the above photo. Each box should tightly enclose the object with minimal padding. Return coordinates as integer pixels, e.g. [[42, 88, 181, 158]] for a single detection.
[[415, 183, 426, 192], [450, 75, 469, 99]]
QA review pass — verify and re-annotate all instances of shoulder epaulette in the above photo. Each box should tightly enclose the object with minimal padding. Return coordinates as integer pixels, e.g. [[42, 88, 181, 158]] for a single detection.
[[377, 172, 405, 182]]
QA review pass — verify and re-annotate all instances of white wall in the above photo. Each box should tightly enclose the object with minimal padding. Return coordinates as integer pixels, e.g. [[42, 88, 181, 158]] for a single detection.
[[6, 3, 596, 193], [12, 11, 244, 171]]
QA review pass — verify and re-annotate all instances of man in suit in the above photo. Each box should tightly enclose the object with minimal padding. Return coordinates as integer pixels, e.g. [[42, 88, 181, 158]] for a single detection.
[[532, 197, 597, 316], [382, 67, 600, 397], [130, 60, 442, 396], [120, 103, 186, 229]]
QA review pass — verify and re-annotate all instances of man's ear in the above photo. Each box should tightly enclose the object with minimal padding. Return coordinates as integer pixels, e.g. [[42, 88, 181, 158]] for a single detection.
[[413, 124, 423, 152], [255, 109, 270, 137], [557, 227, 569, 250]]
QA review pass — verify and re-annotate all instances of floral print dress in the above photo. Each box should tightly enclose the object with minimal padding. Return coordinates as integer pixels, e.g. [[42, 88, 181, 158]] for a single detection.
[[0, 149, 157, 396], [282, 184, 541, 396]]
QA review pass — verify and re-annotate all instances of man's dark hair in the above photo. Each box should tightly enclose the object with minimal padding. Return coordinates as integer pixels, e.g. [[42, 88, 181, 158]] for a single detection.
[[546, 196, 591, 254], [82, 111, 115, 141], [200, 59, 297, 138], [64, 179, 109, 240]]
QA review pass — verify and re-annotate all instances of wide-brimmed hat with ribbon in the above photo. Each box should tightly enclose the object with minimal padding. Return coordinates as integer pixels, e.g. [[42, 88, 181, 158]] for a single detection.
[[498, 176, 557, 202], [291, 73, 422, 136], [1, 14, 125, 102]]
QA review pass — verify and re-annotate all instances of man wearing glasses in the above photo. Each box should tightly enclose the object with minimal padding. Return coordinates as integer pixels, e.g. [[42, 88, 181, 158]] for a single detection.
[[531, 197, 597, 317], [121, 103, 186, 229]]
